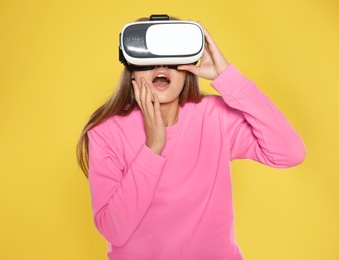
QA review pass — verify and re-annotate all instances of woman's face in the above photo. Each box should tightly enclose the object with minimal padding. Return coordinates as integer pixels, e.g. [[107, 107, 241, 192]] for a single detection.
[[132, 66, 186, 105]]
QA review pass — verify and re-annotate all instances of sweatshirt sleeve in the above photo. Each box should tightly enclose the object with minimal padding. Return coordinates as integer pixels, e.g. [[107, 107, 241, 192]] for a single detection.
[[211, 64, 306, 168], [87, 122, 166, 246]]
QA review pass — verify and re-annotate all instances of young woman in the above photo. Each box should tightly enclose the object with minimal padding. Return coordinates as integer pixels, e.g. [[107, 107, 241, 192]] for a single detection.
[[77, 17, 305, 260]]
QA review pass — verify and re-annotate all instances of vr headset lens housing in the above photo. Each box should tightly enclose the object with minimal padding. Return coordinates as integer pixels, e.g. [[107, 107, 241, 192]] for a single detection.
[[119, 20, 205, 70]]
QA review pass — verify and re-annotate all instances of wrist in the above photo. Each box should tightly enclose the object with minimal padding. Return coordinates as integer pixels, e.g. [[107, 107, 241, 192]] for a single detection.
[[216, 60, 230, 77], [146, 142, 164, 156]]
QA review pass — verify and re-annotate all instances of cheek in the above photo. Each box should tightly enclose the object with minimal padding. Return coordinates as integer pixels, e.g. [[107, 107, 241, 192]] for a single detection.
[[132, 71, 151, 83], [173, 71, 186, 85]]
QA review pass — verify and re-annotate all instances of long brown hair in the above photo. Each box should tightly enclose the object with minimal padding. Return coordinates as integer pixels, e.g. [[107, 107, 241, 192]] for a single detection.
[[76, 17, 203, 177]]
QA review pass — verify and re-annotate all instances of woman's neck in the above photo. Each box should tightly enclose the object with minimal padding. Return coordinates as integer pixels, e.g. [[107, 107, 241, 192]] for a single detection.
[[160, 101, 180, 127]]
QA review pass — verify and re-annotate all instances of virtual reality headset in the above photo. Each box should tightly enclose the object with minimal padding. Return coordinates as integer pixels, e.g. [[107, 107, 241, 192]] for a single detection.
[[119, 14, 205, 70]]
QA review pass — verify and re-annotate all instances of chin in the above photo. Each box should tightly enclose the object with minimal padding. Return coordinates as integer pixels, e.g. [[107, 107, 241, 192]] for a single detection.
[[158, 96, 180, 105]]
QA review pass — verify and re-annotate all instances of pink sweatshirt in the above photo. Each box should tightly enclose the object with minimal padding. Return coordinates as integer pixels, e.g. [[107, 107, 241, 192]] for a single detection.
[[88, 65, 305, 260]]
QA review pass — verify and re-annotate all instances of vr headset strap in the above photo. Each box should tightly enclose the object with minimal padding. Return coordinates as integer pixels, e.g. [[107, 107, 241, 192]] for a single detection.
[[150, 14, 169, 21]]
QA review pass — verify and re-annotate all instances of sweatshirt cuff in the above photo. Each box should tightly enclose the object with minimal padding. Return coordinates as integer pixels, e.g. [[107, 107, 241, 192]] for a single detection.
[[132, 145, 167, 176]]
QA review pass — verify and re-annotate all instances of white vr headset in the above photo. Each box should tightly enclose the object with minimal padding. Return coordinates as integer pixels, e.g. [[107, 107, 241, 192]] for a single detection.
[[119, 14, 205, 70]]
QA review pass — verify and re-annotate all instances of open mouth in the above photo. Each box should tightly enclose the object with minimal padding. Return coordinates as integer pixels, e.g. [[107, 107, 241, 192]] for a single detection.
[[152, 73, 171, 87]]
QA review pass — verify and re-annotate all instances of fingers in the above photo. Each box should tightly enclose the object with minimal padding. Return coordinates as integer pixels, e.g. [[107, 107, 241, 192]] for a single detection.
[[177, 22, 216, 78], [203, 27, 215, 48], [177, 64, 200, 75], [144, 82, 155, 118], [132, 78, 149, 107], [152, 93, 162, 123], [132, 77, 155, 117], [132, 79, 141, 107], [194, 21, 215, 48], [132, 78, 166, 155], [199, 23, 230, 77]]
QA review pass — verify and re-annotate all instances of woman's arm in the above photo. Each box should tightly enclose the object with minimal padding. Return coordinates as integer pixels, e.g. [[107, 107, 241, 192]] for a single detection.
[[212, 65, 306, 167], [88, 124, 166, 246], [179, 24, 305, 167]]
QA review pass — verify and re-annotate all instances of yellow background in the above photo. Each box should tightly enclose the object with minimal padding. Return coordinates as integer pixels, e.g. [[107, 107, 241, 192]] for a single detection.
[[1, 0, 338, 259]]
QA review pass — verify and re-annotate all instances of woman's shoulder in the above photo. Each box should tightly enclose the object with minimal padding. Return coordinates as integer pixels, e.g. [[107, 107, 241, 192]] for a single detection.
[[201, 94, 224, 105], [89, 109, 143, 137]]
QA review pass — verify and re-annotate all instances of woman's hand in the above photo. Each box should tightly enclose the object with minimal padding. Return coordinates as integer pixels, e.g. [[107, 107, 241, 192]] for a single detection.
[[132, 78, 166, 155], [178, 25, 230, 80]]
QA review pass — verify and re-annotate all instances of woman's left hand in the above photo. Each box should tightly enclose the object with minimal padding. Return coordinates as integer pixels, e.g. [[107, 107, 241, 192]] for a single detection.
[[177, 25, 230, 81]]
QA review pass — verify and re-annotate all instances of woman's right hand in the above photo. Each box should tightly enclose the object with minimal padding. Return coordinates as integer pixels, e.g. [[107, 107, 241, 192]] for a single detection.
[[178, 26, 229, 81], [132, 78, 166, 155]]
